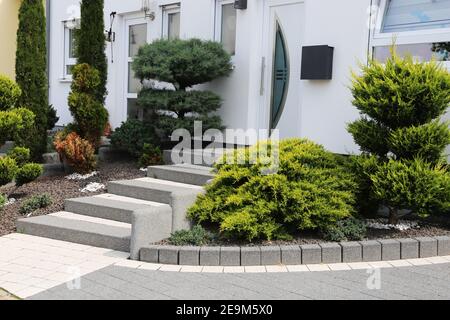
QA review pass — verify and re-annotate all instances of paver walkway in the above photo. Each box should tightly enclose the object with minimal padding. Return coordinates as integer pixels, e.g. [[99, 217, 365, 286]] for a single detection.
[[2, 233, 450, 300]]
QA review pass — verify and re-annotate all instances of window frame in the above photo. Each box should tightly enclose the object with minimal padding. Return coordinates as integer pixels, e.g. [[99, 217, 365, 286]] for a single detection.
[[162, 3, 181, 40], [214, 0, 237, 56], [62, 22, 78, 80]]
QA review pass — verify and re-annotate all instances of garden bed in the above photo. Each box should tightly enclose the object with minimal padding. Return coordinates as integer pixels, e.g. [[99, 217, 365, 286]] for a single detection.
[[0, 160, 145, 237]]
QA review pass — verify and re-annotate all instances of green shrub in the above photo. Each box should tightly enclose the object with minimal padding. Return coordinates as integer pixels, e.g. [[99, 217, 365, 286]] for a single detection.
[[168, 225, 214, 246], [19, 194, 52, 215], [68, 64, 109, 148], [371, 159, 450, 223], [15, 163, 43, 187], [110, 120, 159, 158], [0, 194, 6, 209], [133, 38, 232, 139], [7, 147, 31, 167], [138, 143, 163, 167], [188, 139, 357, 241], [0, 74, 22, 111], [16, 0, 49, 159], [348, 48, 450, 223], [0, 108, 35, 147], [0, 157, 18, 186], [321, 217, 367, 242]]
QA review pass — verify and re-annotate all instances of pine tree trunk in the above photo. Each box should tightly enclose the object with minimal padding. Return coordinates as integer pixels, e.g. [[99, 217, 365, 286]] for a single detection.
[[388, 207, 399, 225]]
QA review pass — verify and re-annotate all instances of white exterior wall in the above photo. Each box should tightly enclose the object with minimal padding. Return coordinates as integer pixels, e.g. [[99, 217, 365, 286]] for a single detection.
[[48, 0, 450, 156]]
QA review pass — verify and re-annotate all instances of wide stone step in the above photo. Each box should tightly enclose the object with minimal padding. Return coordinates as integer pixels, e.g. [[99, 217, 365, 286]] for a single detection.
[[16, 212, 131, 252], [64, 194, 171, 223], [147, 164, 214, 186], [163, 148, 231, 167], [108, 177, 203, 204]]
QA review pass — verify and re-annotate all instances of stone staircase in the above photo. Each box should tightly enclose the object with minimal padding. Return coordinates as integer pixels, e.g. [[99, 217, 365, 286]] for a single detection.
[[16, 163, 215, 259]]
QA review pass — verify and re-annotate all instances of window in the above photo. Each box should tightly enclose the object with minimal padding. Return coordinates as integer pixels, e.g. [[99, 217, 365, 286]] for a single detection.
[[381, 0, 450, 33], [215, 0, 237, 55], [372, 1, 450, 66], [64, 25, 77, 78], [163, 5, 181, 40], [126, 20, 148, 119]]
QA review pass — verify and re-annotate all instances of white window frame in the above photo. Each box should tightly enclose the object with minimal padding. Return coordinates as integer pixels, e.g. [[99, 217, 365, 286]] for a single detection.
[[62, 22, 78, 80], [214, 0, 237, 56], [371, 0, 450, 68], [162, 3, 181, 39]]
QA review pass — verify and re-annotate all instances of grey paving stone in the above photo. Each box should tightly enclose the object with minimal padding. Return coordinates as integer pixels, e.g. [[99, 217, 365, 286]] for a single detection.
[[416, 237, 438, 258], [340, 242, 362, 262], [435, 236, 450, 256], [398, 238, 419, 259], [379, 239, 400, 261], [301, 244, 321, 264], [158, 246, 179, 264], [179, 246, 200, 265], [260, 246, 281, 265], [280, 246, 302, 265], [139, 246, 159, 263], [360, 240, 381, 262], [220, 247, 240, 266], [241, 247, 261, 266], [319, 243, 342, 263], [200, 247, 220, 266]]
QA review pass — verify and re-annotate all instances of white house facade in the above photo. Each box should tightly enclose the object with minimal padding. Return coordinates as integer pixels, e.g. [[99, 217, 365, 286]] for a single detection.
[[47, 0, 450, 156]]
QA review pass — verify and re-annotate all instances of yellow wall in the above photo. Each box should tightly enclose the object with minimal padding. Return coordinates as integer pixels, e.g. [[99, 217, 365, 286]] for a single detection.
[[0, 0, 21, 79]]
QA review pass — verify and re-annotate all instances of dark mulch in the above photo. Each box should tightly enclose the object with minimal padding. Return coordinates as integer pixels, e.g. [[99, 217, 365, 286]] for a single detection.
[[0, 160, 145, 237]]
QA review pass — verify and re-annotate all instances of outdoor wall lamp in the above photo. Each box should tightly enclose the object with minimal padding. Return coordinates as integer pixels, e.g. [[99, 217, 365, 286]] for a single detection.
[[142, 0, 156, 21], [234, 0, 247, 10]]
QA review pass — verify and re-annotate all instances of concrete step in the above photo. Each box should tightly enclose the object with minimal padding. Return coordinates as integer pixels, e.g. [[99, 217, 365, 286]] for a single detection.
[[108, 177, 204, 232], [108, 177, 203, 204], [163, 148, 231, 167], [147, 164, 215, 186], [16, 212, 131, 252], [65, 194, 171, 223]]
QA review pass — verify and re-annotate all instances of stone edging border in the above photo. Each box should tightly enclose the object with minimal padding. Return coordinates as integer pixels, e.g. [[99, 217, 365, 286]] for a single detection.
[[139, 236, 450, 266]]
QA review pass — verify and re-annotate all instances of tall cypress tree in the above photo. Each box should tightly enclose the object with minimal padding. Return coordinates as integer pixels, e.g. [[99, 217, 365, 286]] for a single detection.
[[15, 0, 48, 159], [77, 0, 108, 103]]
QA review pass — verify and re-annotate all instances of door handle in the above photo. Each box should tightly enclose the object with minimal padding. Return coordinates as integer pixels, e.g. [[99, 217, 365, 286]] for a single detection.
[[260, 57, 266, 96]]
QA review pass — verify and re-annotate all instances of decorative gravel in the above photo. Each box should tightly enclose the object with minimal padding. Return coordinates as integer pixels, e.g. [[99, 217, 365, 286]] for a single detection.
[[0, 160, 145, 237]]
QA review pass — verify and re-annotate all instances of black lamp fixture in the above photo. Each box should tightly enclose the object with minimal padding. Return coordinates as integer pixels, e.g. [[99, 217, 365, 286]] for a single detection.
[[300, 45, 334, 80], [234, 0, 247, 10]]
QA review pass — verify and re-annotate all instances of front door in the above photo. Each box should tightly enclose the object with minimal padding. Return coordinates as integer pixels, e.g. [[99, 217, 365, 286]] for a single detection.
[[261, 0, 304, 138]]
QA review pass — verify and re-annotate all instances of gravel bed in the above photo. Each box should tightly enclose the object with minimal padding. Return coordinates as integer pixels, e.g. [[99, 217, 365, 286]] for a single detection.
[[0, 160, 145, 236]]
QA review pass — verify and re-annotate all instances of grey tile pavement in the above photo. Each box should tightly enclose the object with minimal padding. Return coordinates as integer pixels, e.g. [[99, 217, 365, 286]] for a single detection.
[[28, 263, 450, 300]]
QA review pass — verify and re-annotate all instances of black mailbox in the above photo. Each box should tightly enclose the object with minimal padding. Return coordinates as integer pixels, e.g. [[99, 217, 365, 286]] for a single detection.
[[301, 45, 334, 80], [234, 0, 247, 10]]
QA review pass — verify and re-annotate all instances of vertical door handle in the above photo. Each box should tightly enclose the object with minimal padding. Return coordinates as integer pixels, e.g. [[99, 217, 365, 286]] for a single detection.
[[260, 57, 266, 96]]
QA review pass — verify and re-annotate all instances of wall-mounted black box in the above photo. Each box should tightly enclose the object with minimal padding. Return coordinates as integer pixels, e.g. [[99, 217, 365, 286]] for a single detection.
[[301, 45, 334, 80], [234, 0, 247, 10]]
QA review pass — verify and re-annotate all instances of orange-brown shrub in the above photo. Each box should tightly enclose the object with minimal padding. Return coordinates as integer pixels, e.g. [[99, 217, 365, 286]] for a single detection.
[[54, 132, 97, 173]]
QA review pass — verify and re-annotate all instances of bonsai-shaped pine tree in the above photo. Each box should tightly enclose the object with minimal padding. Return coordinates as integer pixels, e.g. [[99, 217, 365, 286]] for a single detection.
[[15, 0, 49, 159], [348, 48, 450, 224], [132, 39, 233, 139], [77, 0, 108, 103]]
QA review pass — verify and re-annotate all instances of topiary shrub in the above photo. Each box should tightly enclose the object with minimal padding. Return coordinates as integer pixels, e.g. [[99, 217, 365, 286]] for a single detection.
[[168, 225, 214, 246], [188, 139, 357, 241], [15, 163, 43, 187], [0, 74, 22, 111], [110, 119, 159, 158], [0, 157, 18, 187], [349, 48, 450, 223], [133, 38, 233, 139], [7, 147, 31, 167], [68, 64, 109, 148], [54, 132, 97, 174]]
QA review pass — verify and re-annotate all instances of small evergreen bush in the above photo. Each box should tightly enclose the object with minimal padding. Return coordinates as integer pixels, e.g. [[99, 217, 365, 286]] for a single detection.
[[0, 108, 35, 147], [7, 147, 31, 167], [0, 74, 22, 111], [168, 225, 213, 246], [19, 194, 52, 215], [15, 163, 43, 187], [321, 217, 367, 242], [188, 139, 357, 241], [0, 194, 6, 209], [349, 49, 450, 223], [54, 132, 97, 174], [138, 143, 163, 167], [0, 157, 18, 186]]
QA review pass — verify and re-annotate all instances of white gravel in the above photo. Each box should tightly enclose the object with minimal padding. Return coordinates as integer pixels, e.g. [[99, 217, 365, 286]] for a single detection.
[[80, 183, 106, 193], [366, 219, 420, 231]]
